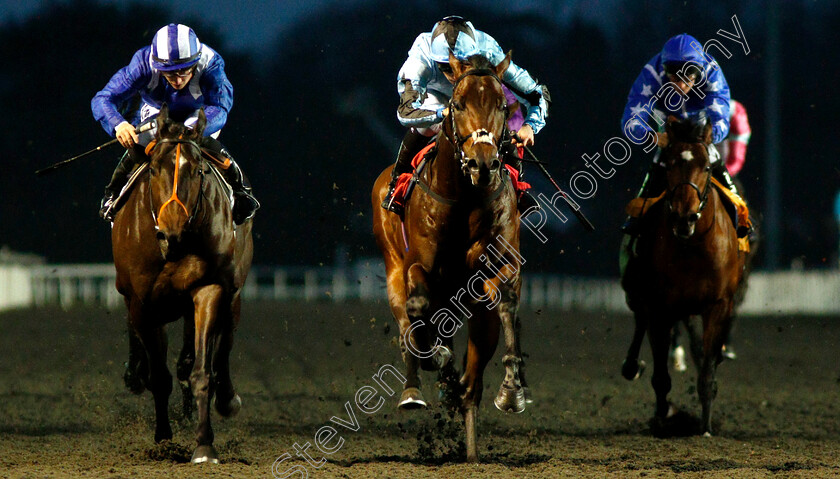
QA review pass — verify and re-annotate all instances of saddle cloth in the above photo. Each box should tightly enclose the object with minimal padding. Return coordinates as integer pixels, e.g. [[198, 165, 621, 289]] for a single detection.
[[624, 179, 752, 253], [391, 142, 532, 210]]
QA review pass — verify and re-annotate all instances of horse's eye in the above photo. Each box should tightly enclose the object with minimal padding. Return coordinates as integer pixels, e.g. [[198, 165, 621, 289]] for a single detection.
[[452, 101, 463, 111], [149, 166, 157, 176]]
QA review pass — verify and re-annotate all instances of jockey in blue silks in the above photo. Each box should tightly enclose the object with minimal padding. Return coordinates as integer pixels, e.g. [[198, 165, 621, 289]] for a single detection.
[[620, 33, 747, 238], [381, 15, 551, 215], [92, 23, 259, 224]]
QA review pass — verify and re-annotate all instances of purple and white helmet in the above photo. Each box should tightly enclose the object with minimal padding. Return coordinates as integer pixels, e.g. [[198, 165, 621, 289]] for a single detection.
[[150, 24, 202, 71]]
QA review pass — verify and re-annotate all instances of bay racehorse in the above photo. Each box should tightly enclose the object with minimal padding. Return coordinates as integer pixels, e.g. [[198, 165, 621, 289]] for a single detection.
[[373, 53, 527, 462], [112, 104, 253, 463], [620, 116, 746, 436]]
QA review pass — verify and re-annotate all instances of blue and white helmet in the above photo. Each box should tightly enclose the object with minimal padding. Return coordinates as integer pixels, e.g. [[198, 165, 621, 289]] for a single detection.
[[151, 23, 202, 71], [429, 16, 479, 63]]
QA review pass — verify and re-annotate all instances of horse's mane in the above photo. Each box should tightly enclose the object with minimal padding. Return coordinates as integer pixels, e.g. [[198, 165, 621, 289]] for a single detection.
[[668, 115, 710, 144], [459, 54, 495, 75]]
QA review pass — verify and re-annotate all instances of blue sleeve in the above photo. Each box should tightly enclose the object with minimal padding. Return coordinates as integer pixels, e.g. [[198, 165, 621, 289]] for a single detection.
[[620, 56, 665, 145], [702, 63, 731, 144], [91, 48, 151, 136], [481, 33, 549, 134], [197, 54, 233, 136]]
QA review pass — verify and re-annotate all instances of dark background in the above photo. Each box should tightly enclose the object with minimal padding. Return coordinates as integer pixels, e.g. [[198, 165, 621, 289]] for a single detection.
[[1, 0, 838, 275]]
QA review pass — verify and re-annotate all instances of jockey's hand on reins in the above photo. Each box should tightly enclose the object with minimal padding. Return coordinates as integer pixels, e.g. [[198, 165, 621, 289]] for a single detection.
[[115, 121, 139, 149]]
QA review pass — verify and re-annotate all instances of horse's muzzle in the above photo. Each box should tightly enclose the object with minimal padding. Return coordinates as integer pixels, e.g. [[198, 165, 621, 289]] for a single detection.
[[672, 212, 700, 239], [465, 157, 502, 187]]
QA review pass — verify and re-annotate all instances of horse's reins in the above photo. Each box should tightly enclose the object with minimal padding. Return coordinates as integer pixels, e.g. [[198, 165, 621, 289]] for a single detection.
[[145, 137, 206, 231], [414, 68, 511, 207], [446, 68, 509, 174], [664, 155, 713, 224]]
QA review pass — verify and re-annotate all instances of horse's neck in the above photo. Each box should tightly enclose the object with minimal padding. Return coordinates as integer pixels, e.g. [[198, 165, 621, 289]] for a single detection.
[[425, 137, 463, 196]]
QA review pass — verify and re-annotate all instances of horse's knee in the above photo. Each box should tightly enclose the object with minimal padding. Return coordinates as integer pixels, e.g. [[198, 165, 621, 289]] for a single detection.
[[190, 370, 211, 397], [405, 294, 429, 318]]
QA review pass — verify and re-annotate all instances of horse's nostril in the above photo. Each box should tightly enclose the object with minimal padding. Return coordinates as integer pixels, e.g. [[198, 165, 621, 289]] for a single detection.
[[689, 213, 700, 222], [155, 231, 166, 241], [490, 159, 501, 170], [467, 159, 478, 169]]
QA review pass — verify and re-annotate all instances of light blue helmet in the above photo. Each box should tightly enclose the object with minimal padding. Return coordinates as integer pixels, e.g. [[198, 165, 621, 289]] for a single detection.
[[429, 16, 479, 63], [151, 23, 202, 72]]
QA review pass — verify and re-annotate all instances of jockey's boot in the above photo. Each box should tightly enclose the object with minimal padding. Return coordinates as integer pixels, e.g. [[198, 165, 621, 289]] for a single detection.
[[99, 146, 144, 222], [711, 161, 751, 238], [220, 149, 260, 225], [381, 129, 428, 215], [621, 164, 666, 236]]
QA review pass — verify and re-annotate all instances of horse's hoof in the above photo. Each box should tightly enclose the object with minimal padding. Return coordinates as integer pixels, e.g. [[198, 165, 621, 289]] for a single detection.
[[621, 358, 645, 381], [191, 444, 219, 464], [434, 345, 452, 369], [215, 393, 242, 418], [523, 386, 534, 404], [398, 387, 427, 410], [420, 345, 452, 371], [494, 385, 526, 414], [123, 365, 147, 395]]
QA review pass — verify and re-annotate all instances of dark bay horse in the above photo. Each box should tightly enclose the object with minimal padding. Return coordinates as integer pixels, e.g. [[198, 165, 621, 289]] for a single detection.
[[372, 53, 526, 462], [620, 116, 746, 436], [112, 104, 253, 463]]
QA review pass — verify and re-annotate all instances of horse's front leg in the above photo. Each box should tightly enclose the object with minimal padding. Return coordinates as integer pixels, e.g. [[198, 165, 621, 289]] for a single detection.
[[621, 311, 647, 381], [123, 316, 149, 394], [382, 256, 424, 409], [493, 283, 526, 414], [190, 284, 223, 464], [513, 312, 532, 403], [405, 263, 451, 372], [177, 313, 196, 420], [460, 310, 501, 463], [213, 292, 242, 418], [130, 301, 173, 443], [648, 312, 674, 422], [699, 300, 732, 436]]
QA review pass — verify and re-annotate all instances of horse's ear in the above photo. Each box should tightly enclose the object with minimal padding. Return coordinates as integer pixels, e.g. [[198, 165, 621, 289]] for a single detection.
[[495, 50, 512, 77], [193, 108, 207, 139], [156, 103, 171, 138], [702, 121, 713, 145], [449, 51, 466, 79]]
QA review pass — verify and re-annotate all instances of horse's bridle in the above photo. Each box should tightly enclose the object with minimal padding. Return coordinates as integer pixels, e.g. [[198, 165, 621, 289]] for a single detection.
[[145, 137, 206, 231], [444, 68, 510, 176], [664, 155, 712, 219]]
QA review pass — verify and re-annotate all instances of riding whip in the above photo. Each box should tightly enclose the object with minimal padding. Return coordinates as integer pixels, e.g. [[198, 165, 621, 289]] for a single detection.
[[35, 122, 155, 176], [513, 135, 595, 232]]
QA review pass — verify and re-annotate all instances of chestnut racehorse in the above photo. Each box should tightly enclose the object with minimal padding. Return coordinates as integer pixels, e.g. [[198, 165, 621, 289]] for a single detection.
[[373, 53, 527, 462], [621, 116, 746, 436], [112, 104, 253, 463]]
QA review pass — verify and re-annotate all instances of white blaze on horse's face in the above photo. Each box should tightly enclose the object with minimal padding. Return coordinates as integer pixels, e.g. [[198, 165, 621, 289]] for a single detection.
[[667, 144, 710, 240], [455, 77, 505, 187]]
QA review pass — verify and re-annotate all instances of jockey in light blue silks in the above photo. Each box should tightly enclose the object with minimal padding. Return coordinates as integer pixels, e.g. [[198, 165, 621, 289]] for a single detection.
[[381, 15, 551, 215], [92, 23, 259, 224], [619, 33, 747, 238]]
